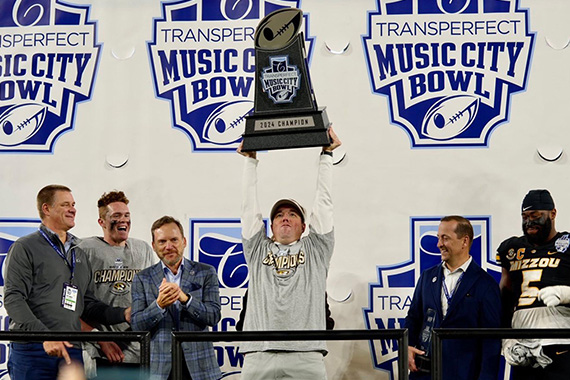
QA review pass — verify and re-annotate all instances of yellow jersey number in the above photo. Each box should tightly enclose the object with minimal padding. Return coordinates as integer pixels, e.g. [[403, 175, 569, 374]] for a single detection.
[[518, 269, 543, 307]]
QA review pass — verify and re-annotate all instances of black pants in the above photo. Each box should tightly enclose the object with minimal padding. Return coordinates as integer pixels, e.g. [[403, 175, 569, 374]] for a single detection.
[[167, 361, 192, 380], [510, 344, 570, 380]]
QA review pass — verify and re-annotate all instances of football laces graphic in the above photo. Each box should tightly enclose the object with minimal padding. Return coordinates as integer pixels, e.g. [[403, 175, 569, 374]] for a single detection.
[[255, 8, 303, 49], [0, 103, 46, 146], [203, 100, 253, 144], [421, 95, 480, 140]]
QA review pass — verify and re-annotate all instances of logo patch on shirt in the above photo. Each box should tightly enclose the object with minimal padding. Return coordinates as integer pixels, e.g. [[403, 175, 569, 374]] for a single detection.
[[555, 234, 569, 253], [506, 248, 516, 260]]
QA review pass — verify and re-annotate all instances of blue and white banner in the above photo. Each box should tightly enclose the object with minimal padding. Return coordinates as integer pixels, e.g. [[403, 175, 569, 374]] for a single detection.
[[0, 0, 101, 153], [148, 0, 314, 152], [362, 0, 535, 148]]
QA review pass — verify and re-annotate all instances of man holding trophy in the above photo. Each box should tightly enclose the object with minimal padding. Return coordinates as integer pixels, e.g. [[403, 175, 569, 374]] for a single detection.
[[237, 125, 340, 380], [405, 216, 501, 380], [236, 8, 340, 379]]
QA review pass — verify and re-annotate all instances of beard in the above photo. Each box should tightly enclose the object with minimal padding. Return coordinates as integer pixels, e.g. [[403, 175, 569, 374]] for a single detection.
[[161, 251, 182, 267], [523, 215, 552, 245]]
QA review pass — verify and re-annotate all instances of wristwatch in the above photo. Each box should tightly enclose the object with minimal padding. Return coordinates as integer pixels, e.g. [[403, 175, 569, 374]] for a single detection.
[[180, 293, 192, 305]]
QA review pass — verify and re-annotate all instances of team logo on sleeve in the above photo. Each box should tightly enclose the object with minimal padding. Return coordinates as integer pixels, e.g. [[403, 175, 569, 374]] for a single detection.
[[148, 0, 314, 152], [555, 234, 569, 253], [362, 0, 535, 148], [363, 216, 499, 379], [0, 0, 101, 153], [506, 248, 516, 260]]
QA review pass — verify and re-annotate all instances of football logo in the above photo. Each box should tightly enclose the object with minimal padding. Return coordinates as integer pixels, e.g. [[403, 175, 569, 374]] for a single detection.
[[0, 104, 46, 146], [362, 1, 534, 148], [506, 248, 516, 261], [204, 100, 254, 144], [422, 95, 479, 140], [255, 8, 302, 49], [261, 56, 301, 104]]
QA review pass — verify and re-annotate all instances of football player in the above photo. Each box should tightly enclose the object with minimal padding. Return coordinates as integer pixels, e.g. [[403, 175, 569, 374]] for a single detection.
[[497, 189, 570, 379]]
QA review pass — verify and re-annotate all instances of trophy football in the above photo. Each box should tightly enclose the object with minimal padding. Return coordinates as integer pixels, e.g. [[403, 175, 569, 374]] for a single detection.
[[241, 8, 331, 151]]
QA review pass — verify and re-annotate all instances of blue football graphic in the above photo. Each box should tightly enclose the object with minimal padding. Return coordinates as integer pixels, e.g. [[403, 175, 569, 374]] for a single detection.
[[421, 95, 479, 140], [0, 103, 46, 146], [203, 100, 253, 144]]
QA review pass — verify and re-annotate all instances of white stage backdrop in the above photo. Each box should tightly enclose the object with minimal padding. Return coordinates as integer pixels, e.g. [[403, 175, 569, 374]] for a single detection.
[[0, 0, 568, 379]]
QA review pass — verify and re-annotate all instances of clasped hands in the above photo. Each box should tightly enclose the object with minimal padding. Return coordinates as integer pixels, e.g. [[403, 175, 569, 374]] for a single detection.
[[157, 278, 189, 309]]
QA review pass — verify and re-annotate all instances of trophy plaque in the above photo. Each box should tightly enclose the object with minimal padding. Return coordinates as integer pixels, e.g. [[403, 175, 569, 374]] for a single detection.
[[241, 8, 331, 151], [415, 308, 436, 373]]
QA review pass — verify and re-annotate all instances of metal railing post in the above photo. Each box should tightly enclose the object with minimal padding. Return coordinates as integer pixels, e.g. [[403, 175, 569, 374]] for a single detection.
[[171, 332, 183, 380], [431, 330, 442, 380], [140, 331, 151, 370], [398, 328, 409, 380]]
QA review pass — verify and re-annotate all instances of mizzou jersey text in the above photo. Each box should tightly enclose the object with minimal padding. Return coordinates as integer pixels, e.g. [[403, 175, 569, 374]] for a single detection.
[[497, 232, 570, 310]]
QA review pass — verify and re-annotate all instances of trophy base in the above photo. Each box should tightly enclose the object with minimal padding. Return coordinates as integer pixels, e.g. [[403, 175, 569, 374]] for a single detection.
[[415, 354, 431, 374], [241, 107, 331, 152]]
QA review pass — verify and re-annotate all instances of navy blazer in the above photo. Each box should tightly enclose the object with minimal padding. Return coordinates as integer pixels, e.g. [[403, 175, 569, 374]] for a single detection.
[[405, 260, 501, 380], [132, 258, 222, 380]]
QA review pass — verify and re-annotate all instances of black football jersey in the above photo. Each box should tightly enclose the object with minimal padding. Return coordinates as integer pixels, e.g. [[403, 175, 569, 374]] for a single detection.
[[496, 232, 570, 310]]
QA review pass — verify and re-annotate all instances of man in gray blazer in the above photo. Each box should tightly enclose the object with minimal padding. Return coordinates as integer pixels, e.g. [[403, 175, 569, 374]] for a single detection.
[[131, 216, 221, 380]]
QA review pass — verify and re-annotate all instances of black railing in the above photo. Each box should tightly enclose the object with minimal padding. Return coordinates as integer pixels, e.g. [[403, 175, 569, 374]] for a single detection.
[[432, 328, 570, 380], [171, 329, 409, 380], [7, 328, 566, 379], [0, 331, 151, 368]]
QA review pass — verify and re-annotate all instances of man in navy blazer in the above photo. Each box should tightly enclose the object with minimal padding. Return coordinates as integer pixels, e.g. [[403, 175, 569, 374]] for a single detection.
[[132, 216, 221, 380], [405, 215, 501, 380]]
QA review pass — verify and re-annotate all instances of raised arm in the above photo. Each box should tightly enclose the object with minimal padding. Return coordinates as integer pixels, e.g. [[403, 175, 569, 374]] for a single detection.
[[310, 127, 341, 234], [238, 143, 264, 241]]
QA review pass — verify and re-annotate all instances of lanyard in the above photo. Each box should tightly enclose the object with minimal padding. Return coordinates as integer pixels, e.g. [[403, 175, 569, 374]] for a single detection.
[[442, 270, 465, 305], [39, 228, 76, 281]]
